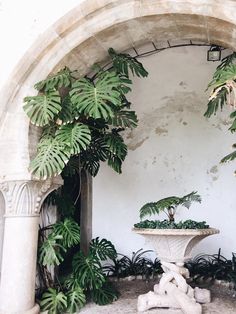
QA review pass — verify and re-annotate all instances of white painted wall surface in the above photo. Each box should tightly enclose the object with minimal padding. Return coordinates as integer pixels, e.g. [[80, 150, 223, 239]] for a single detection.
[[93, 46, 236, 258], [0, 0, 82, 90]]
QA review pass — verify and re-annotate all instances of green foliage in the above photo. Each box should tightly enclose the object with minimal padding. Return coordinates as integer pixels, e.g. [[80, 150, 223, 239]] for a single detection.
[[70, 71, 124, 120], [72, 252, 105, 290], [24, 91, 61, 127], [24, 48, 148, 179], [30, 137, 70, 179], [139, 191, 201, 221], [40, 288, 67, 314], [35, 67, 73, 91], [205, 52, 236, 170], [134, 219, 209, 229], [38, 234, 66, 266], [91, 282, 118, 305], [53, 218, 80, 249], [66, 287, 86, 313], [108, 48, 148, 78], [90, 237, 117, 261], [55, 123, 91, 154]]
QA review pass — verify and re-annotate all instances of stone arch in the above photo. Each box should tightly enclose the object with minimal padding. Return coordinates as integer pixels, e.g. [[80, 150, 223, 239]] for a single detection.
[[0, 191, 5, 275], [0, 0, 236, 181]]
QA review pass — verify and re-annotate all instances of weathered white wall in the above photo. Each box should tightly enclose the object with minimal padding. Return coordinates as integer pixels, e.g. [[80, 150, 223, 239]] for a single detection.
[[0, 0, 82, 90], [93, 46, 236, 258]]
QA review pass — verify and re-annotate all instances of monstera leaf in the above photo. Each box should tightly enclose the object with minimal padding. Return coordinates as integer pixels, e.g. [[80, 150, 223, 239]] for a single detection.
[[38, 234, 66, 266], [70, 71, 123, 120], [91, 282, 118, 305], [72, 252, 105, 290], [89, 237, 117, 261], [40, 288, 67, 314], [35, 67, 73, 91], [53, 218, 80, 249], [109, 110, 138, 128], [30, 137, 70, 179], [108, 48, 148, 78], [56, 123, 91, 154], [24, 91, 61, 127], [58, 95, 78, 124], [66, 287, 86, 313]]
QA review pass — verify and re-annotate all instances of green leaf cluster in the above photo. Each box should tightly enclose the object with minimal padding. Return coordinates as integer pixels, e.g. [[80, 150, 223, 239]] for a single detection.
[[134, 219, 209, 229], [139, 191, 201, 221], [23, 48, 148, 179], [205, 52, 236, 170]]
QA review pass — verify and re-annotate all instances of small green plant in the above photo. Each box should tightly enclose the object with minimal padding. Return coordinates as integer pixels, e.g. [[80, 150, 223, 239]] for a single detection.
[[139, 191, 201, 222]]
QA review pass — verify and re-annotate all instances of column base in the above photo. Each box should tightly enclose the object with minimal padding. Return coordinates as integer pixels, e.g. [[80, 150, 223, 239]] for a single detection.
[[0, 304, 40, 314]]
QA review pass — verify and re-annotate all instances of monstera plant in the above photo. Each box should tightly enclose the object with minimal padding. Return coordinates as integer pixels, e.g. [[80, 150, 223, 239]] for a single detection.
[[24, 48, 148, 179], [134, 191, 209, 229], [25, 48, 149, 314], [205, 52, 236, 173]]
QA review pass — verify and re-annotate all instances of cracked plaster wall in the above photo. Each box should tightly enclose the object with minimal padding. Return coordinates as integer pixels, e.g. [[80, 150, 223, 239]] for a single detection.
[[93, 46, 236, 258]]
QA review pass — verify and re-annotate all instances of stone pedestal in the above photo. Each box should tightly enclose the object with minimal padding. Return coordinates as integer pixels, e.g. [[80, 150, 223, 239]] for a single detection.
[[133, 228, 219, 313], [0, 179, 62, 314]]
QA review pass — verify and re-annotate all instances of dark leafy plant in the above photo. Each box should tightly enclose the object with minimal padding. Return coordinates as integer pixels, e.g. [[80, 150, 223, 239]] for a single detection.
[[40, 288, 67, 314], [134, 219, 209, 229], [24, 48, 148, 179]]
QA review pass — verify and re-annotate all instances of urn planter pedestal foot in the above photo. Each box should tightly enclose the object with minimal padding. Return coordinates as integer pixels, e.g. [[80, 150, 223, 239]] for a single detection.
[[133, 228, 219, 313]]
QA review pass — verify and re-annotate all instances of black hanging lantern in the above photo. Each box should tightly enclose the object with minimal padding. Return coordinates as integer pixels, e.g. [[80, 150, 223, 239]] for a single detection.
[[207, 46, 221, 62]]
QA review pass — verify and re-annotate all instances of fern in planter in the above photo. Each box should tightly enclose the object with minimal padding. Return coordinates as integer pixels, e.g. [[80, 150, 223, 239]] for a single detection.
[[134, 191, 205, 229], [23, 48, 148, 179]]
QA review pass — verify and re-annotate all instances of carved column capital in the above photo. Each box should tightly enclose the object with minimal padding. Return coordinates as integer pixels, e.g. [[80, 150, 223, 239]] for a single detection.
[[0, 177, 63, 217]]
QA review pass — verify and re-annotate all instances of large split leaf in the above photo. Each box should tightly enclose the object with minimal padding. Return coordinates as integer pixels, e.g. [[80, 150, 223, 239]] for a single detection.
[[56, 123, 91, 154], [66, 287, 86, 313], [40, 288, 67, 314], [109, 110, 138, 128], [70, 71, 123, 120], [38, 234, 66, 266], [35, 67, 73, 91], [90, 237, 117, 261], [53, 218, 80, 249], [108, 48, 148, 78], [24, 91, 61, 127], [30, 137, 70, 179]]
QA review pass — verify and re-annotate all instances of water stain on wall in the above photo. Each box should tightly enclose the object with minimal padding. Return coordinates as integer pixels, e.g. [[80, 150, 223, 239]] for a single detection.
[[155, 127, 168, 135]]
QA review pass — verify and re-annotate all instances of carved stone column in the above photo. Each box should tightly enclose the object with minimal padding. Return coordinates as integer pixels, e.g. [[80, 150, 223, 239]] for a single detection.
[[0, 178, 62, 314]]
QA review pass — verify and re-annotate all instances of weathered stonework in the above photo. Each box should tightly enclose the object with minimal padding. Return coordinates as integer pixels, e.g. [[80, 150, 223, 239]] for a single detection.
[[0, 178, 62, 216]]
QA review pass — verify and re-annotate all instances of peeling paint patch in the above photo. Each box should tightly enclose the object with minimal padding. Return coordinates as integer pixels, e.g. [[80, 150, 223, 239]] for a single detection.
[[128, 136, 149, 151], [152, 157, 157, 164], [155, 127, 168, 135], [183, 121, 188, 125]]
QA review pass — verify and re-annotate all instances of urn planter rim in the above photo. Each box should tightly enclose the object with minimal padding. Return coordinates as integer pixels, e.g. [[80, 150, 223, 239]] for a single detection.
[[132, 227, 219, 235]]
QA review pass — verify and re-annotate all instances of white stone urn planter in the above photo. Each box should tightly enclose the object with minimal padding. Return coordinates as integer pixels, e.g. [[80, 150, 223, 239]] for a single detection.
[[133, 228, 219, 314]]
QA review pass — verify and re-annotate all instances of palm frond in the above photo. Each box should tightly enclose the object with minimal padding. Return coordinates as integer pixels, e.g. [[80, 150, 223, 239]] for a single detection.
[[24, 91, 61, 127], [204, 87, 227, 118], [180, 191, 201, 209], [221, 149, 236, 163]]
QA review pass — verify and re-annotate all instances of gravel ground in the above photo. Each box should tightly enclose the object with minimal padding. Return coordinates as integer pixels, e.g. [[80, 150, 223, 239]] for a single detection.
[[79, 279, 236, 314]]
